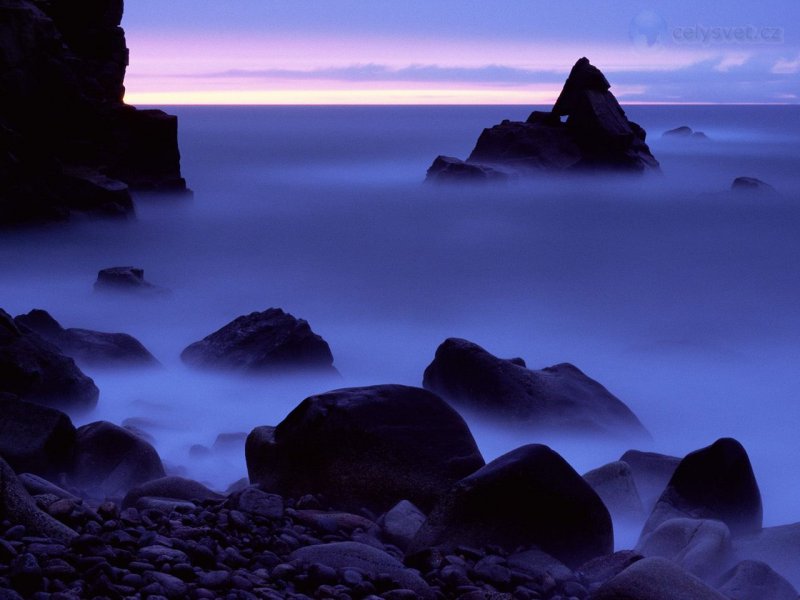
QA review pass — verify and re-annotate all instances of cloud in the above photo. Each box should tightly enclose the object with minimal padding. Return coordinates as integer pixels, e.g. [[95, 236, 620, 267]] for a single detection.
[[771, 55, 800, 74]]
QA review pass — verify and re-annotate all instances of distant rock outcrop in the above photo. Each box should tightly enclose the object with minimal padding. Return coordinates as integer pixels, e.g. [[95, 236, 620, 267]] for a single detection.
[[663, 126, 709, 140], [426, 57, 659, 181], [94, 267, 169, 295], [0, 0, 188, 225]]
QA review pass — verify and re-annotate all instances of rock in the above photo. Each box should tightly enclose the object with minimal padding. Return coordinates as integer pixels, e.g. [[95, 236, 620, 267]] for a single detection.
[[0, 0, 187, 226], [0, 397, 76, 477], [381, 500, 427, 550], [579, 550, 642, 589], [228, 486, 284, 519], [731, 177, 778, 195], [213, 432, 247, 451], [410, 444, 612, 568], [0, 457, 77, 543], [426, 57, 658, 181], [181, 308, 336, 375], [423, 338, 648, 438], [122, 476, 223, 509], [663, 126, 694, 137], [290, 541, 434, 599], [94, 267, 169, 294], [290, 509, 376, 534], [246, 384, 484, 512], [716, 560, 798, 600], [619, 450, 680, 512], [591, 557, 727, 600], [135, 497, 196, 512], [641, 438, 762, 538], [71, 421, 166, 498], [507, 547, 574, 581], [0, 308, 99, 412], [15, 309, 159, 367], [733, 522, 800, 588], [18, 473, 78, 501], [583, 461, 645, 524], [635, 518, 733, 580]]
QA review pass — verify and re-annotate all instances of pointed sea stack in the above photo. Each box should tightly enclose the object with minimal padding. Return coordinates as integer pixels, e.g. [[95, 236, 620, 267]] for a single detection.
[[426, 57, 659, 181]]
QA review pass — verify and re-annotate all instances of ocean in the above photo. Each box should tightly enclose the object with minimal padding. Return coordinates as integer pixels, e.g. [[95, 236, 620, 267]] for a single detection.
[[1, 104, 799, 548]]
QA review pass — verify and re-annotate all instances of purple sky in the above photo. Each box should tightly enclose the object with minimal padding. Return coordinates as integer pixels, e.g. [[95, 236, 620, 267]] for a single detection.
[[121, 1, 799, 104]]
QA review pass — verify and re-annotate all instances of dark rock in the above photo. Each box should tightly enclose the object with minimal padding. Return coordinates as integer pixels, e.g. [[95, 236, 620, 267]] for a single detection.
[[71, 421, 166, 498], [0, 308, 99, 412], [508, 547, 574, 581], [18, 473, 78, 501], [663, 126, 694, 137], [213, 432, 247, 451], [426, 57, 658, 181], [423, 338, 648, 438], [381, 500, 426, 550], [0, 0, 187, 226], [733, 522, 800, 588], [94, 266, 168, 294], [579, 550, 642, 588], [0, 397, 76, 476], [591, 557, 727, 600], [583, 461, 645, 524], [716, 559, 798, 600], [731, 177, 778, 195], [247, 384, 484, 513], [291, 509, 375, 534], [181, 308, 336, 375], [619, 450, 680, 512], [16, 309, 159, 367], [290, 541, 434, 599], [0, 456, 77, 543], [410, 444, 612, 568], [640, 438, 762, 538], [692, 131, 709, 140], [228, 486, 284, 519], [122, 476, 223, 508], [635, 518, 733, 580]]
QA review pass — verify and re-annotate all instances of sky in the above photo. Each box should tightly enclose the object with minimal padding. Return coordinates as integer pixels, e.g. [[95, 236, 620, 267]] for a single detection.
[[121, 0, 800, 105]]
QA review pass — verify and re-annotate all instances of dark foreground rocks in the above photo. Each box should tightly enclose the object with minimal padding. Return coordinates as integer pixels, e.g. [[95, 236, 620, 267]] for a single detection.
[[0, 0, 187, 226], [15, 309, 159, 368], [426, 57, 659, 181], [246, 385, 485, 513], [0, 308, 99, 412], [182, 308, 337, 375], [423, 338, 649, 438]]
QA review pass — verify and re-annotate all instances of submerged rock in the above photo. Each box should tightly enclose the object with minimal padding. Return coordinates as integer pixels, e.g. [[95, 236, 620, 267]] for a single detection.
[[423, 338, 648, 437], [181, 308, 337, 375], [94, 267, 168, 294], [246, 384, 484, 512], [731, 176, 778, 195], [663, 125, 709, 140], [426, 57, 659, 181]]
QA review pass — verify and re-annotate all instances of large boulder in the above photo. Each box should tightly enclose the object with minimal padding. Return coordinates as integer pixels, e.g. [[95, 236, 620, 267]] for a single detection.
[[590, 557, 727, 600], [423, 338, 648, 438], [733, 523, 800, 588], [641, 438, 762, 539], [70, 421, 165, 498], [716, 560, 798, 600], [583, 461, 645, 525], [0, 309, 98, 412], [246, 385, 484, 513], [0, 397, 75, 477], [122, 476, 224, 509], [409, 444, 613, 568], [619, 449, 680, 512], [181, 308, 336, 375], [15, 309, 159, 368], [426, 57, 659, 181]]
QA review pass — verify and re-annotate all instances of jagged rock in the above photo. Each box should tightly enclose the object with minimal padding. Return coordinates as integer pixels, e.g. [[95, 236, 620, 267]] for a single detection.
[[122, 476, 223, 509], [423, 338, 648, 438], [733, 523, 800, 588], [731, 177, 777, 195], [15, 309, 159, 367], [591, 557, 727, 600], [0, 0, 187, 225], [583, 461, 645, 524], [409, 444, 612, 568], [640, 438, 762, 538], [0, 397, 75, 477], [181, 308, 337, 375], [716, 560, 798, 600], [0, 308, 99, 412], [70, 421, 166, 498], [246, 385, 484, 512], [426, 57, 659, 181], [94, 266, 168, 294], [619, 450, 680, 512]]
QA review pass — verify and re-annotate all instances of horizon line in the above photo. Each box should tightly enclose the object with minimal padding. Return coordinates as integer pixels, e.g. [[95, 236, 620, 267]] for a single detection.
[[131, 101, 800, 107]]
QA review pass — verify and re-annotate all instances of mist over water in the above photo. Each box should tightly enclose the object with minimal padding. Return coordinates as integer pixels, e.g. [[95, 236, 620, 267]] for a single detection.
[[1, 105, 799, 547]]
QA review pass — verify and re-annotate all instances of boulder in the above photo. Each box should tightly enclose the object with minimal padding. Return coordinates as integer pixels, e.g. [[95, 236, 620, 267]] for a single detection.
[[635, 518, 733, 580], [290, 541, 434, 599], [590, 557, 728, 600], [583, 461, 645, 524], [579, 550, 643, 590], [507, 547, 574, 581], [641, 438, 762, 538], [733, 522, 800, 588], [18, 473, 78, 501], [15, 309, 159, 367], [228, 486, 284, 520], [70, 421, 165, 498], [0, 309, 98, 412], [381, 500, 427, 550], [663, 126, 694, 137], [181, 308, 336, 375], [716, 560, 798, 600], [246, 385, 484, 513], [94, 267, 168, 294], [619, 450, 680, 512], [731, 177, 778, 195], [409, 444, 613, 568], [0, 397, 76, 477], [426, 57, 659, 181], [423, 338, 648, 438], [122, 476, 223, 509]]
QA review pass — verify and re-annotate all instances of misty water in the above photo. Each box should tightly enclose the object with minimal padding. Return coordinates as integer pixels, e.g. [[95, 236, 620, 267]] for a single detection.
[[1, 105, 799, 549]]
